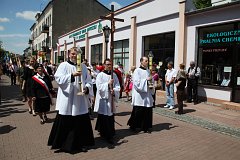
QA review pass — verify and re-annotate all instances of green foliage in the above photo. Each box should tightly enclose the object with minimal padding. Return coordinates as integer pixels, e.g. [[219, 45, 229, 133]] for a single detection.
[[193, 0, 212, 9]]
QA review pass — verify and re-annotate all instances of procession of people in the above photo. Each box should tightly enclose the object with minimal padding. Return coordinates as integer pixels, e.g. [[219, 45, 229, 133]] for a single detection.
[[0, 46, 201, 154]]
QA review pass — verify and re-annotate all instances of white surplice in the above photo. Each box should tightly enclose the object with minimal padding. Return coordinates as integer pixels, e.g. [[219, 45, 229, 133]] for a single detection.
[[94, 71, 120, 116], [131, 67, 154, 107], [54, 62, 92, 116]]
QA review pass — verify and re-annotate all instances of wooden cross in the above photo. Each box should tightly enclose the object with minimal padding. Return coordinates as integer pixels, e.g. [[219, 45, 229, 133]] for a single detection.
[[100, 5, 124, 74], [100, 5, 124, 112]]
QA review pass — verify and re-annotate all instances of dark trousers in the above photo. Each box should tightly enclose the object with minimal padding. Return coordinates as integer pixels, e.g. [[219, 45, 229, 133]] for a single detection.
[[187, 79, 198, 102], [177, 90, 185, 113], [10, 72, 16, 85]]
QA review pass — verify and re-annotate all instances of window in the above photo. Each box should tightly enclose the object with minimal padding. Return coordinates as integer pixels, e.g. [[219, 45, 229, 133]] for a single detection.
[[113, 39, 129, 73], [144, 32, 175, 70], [91, 44, 102, 64], [50, 14, 51, 26], [197, 23, 240, 87]]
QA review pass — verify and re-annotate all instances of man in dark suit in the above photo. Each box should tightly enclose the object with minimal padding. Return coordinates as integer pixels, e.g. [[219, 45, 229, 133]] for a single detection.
[[43, 60, 53, 80]]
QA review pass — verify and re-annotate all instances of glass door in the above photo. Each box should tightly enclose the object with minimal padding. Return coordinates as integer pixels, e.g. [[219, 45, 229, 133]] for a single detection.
[[232, 46, 240, 103]]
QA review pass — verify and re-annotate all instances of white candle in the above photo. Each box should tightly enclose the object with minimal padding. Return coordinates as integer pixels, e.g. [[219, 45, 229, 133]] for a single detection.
[[77, 52, 82, 71]]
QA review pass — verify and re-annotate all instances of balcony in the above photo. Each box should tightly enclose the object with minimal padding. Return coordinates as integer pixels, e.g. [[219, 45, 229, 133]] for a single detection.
[[41, 46, 50, 53], [42, 24, 49, 33], [28, 39, 33, 44]]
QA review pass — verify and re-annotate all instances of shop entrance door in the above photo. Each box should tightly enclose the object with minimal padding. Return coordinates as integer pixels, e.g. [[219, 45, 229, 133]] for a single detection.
[[232, 46, 240, 103]]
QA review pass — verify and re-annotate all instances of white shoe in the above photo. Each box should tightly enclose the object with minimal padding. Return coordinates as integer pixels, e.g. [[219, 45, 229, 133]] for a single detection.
[[169, 106, 174, 110], [164, 105, 169, 108]]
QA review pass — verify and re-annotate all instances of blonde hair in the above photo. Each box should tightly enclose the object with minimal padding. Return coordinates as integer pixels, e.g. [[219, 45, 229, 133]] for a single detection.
[[69, 47, 78, 53], [179, 63, 185, 69]]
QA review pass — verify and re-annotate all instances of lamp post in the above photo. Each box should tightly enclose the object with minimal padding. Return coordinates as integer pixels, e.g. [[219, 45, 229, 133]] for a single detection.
[[102, 25, 111, 60]]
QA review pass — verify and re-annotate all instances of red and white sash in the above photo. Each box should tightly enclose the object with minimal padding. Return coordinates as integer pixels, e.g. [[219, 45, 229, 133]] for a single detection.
[[32, 73, 53, 105], [32, 74, 50, 94]]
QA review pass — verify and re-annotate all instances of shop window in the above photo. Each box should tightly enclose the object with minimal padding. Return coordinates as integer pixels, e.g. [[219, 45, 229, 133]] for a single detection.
[[113, 39, 129, 73], [197, 23, 238, 87], [144, 32, 175, 70], [91, 44, 102, 64]]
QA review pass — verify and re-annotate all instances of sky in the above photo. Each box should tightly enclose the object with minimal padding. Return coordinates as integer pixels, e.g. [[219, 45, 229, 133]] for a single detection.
[[0, 0, 137, 55]]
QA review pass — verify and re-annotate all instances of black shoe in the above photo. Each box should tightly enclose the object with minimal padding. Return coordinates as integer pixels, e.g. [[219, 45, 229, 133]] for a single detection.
[[54, 149, 64, 153], [129, 127, 136, 132], [175, 111, 183, 115], [107, 139, 114, 144], [80, 147, 88, 152], [40, 119, 45, 125], [144, 130, 152, 134], [44, 115, 48, 122]]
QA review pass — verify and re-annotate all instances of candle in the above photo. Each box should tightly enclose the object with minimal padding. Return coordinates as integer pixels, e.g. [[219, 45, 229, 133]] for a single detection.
[[77, 52, 82, 71], [149, 57, 153, 70]]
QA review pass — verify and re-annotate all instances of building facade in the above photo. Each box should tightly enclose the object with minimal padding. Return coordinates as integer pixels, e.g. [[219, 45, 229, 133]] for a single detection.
[[57, 0, 240, 103], [29, 0, 109, 63]]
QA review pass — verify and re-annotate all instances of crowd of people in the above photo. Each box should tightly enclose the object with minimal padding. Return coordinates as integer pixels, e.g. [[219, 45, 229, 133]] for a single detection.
[[0, 48, 201, 154]]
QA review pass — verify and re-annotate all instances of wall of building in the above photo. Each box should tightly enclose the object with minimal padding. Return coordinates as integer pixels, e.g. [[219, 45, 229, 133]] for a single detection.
[[58, 0, 180, 69], [52, 0, 109, 51]]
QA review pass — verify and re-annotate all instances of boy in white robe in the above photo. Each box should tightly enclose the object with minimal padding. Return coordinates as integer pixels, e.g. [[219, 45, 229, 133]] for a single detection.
[[48, 47, 94, 154], [94, 58, 120, 144], [127, 56, 154, 133]]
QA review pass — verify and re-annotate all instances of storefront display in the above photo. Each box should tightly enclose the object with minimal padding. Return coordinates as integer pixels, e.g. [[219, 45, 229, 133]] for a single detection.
[[198, 21, 240, 102]]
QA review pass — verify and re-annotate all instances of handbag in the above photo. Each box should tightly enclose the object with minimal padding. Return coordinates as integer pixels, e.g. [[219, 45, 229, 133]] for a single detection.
[[129, 81, 133, 90], [154, 79, 162, 90]]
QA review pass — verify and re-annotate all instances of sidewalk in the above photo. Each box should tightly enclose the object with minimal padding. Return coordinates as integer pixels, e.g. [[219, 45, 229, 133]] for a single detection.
[[1, 75, 240, 160], [155, 91, 240, 129]]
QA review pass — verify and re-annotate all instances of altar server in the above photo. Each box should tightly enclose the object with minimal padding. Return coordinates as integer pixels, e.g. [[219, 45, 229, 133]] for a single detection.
[[94, 58, 120, 144], [48, 47, 94, 154], [127, 56, 154, 133]]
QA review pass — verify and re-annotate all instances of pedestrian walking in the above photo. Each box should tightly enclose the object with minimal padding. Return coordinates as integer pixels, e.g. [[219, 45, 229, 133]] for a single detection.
[[31, 64, 54, 124], [127, 56, 154, 133], [17, 61, 27, 102], [175, 64, 187, 114], [152, 68, 159, 107], [23, 57, 37, 116], [164, 61, 177, 110], [186, 61, 201, 105], [48, 47, 94, 154], [43, 60, 54, 80], [90, 62, 99, 116], [9, 62, 17, 85], [94, 58, 120, 144], [124, 73, 131, 101]]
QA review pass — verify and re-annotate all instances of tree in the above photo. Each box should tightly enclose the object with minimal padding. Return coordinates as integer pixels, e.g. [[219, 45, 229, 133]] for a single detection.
[[193, 0, 212, 9], [0, 40, 2, 49]]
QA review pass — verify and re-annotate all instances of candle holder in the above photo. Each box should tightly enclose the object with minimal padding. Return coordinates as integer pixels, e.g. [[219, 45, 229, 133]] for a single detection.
[[76, 47, 84, 96], [148, 51, 154, 89]]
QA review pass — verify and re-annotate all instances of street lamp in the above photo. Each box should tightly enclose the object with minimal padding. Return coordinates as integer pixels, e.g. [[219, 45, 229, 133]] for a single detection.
[[102, 25, 111, 60]]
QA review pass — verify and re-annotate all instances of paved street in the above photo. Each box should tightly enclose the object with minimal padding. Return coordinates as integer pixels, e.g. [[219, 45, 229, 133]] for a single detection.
[[1, 75, 240, 160]]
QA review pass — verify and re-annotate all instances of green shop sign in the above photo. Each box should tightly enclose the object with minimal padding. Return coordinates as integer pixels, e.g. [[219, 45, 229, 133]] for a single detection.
[[69, 22, 103, 40], [200, 30, 240, 45]]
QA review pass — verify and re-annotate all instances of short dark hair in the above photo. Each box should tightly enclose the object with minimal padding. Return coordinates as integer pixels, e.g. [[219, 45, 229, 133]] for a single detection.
[[140, 56, 148, 62], [91, 62, 96, 66], [104, 58, 111, 64], [168, 61, 174, 67]]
